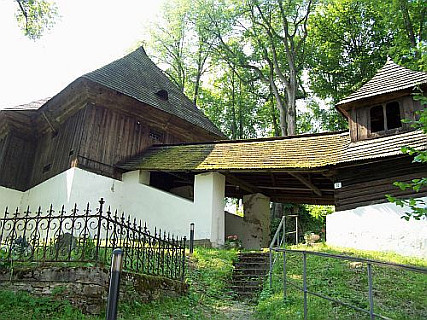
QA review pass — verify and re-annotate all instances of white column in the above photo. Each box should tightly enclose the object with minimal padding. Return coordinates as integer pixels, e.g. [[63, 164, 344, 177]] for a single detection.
[[122, 170, 150, 185], [194, 172, 225, 247], [243, 193, 271, 249]]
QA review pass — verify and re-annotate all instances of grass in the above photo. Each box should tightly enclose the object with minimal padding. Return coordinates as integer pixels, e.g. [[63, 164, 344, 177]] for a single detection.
[[0, 245, 425, 319], [255, 244, 427, 320], [0, 247, 238, 320]]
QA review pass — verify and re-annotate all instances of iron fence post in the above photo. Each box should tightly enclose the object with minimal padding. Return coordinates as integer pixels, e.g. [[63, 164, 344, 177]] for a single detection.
[[95, 198, 104, 262], [181, 236, 187, 282], [303, 251, 307, 320], [106, 248, 123, 320], [283, 250, 287, 300], [367, 263, 375, 319]]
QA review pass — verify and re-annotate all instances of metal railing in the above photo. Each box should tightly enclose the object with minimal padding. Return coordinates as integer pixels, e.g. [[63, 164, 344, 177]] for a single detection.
[[0, 198, 186, 281], [270, 247, 427, 319], [269, 214, 299, 288]]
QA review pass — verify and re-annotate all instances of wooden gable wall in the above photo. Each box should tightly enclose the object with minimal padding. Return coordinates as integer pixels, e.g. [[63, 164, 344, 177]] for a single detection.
[[0, 131, 36, 191], [346, 90, 424, 142], [334, 157, 427, 211]]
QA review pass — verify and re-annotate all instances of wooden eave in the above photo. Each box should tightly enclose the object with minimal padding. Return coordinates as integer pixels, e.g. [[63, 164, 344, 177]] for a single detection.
[[32, 78, 89, 135], [0, 109, 36, 138], [336, 88, 415, 115]]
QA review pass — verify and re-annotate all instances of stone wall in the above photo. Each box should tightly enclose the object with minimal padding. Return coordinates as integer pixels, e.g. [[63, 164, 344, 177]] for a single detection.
[[0, 266, 188, 314]]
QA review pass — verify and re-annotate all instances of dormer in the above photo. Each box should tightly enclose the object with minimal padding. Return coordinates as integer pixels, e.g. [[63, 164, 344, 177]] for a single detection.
[[336, 60, 427, 142]]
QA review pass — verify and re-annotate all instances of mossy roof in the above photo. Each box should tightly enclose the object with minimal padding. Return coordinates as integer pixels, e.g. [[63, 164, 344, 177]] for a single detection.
[[120, 130, 427, 172]]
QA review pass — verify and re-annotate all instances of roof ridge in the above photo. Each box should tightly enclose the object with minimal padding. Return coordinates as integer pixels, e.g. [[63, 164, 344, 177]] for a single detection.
[[150, 130, 350, 148]]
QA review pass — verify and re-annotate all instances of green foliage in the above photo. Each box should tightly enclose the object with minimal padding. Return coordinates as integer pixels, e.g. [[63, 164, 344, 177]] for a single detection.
[[0, 290, 93, 320], [307, 0, 391, 102], [297, 100, 348, 134], [15, 0, 58, 40], [256, 244, 427, 319]]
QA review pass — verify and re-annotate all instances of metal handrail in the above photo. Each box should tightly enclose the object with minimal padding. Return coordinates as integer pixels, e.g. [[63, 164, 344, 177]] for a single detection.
[[270, 247, 427, 320], [269, 214, 299, 288]]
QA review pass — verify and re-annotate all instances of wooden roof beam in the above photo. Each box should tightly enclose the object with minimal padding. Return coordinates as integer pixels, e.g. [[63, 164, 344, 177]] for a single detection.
[[288, 172, 323, 196], [226, 174, 263, 195]]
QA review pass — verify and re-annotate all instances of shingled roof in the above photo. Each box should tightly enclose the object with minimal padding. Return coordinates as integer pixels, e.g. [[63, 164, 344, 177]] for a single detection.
[[1, 98, 49, 111], [337, 60, 427, 107], [82, 47, 224, 137], [119, 130, 427, 172]]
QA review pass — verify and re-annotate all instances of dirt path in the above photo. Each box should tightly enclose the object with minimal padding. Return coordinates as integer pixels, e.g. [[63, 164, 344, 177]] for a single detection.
[[217, 301, 256, 320]]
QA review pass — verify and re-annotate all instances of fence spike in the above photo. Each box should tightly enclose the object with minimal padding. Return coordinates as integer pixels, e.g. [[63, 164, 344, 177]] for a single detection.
[[47, 204, 53, 216], [99, 198, 105, 215], [60, 204, 65, 216], [24, 206, 31, 217]]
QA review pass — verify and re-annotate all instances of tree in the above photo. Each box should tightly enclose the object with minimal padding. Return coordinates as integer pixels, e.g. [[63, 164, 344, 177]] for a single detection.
[[306, 0, 391, 102], [307, 0, 426, 103], [147, 0, 230, 104], [209, 0, 315, 136], [14, 0, 58, 39], [381, 0, 426, 70]]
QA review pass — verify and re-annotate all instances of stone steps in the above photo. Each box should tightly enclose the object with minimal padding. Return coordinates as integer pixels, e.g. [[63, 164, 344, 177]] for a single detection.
[[230, 252, 269, 301]]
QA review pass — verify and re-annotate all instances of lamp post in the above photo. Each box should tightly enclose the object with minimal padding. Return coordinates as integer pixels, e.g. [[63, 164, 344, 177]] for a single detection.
[[189, 223, 195, 254], [106, 248, 123, 320]]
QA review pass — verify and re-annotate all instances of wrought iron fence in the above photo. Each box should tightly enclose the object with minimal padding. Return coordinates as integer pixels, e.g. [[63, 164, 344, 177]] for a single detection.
[[0, 198, 186, 281]]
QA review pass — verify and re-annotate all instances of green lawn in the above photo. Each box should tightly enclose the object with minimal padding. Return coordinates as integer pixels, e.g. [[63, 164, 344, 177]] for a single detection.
[[0, 247, 238, 320], [256, 244, 427, 320], [0, 245, 425, 319]]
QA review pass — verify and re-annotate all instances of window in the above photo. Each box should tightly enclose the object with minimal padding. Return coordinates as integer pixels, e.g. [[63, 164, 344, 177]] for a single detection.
[[386, 101, 401, 129], [155, 89, 169, 101], [369, 101, 402, 134], [370, 105, 384, 132], [149, 129, 164, 143]]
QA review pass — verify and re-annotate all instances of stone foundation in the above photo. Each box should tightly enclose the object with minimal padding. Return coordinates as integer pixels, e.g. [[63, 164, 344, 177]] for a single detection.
[[0, 266, 188, 314]]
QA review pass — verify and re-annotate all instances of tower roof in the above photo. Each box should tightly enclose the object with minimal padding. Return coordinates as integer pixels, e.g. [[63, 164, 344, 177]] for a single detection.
[[337, 60, 427, 107]]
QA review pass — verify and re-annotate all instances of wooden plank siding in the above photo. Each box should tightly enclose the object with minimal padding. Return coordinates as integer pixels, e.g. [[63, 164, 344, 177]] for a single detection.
[[77, 104, 187, 179], [29, 107, 87, 187], [0, 132, 36, 190], [334, 157, 427, 211]]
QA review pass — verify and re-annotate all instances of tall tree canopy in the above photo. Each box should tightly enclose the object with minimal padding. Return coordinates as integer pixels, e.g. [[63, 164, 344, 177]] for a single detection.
[[147, 0, 425, 139], [15, 0, 58, 39]]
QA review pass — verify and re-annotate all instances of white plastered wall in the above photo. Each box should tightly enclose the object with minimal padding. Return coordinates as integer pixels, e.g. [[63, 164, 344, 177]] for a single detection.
[[327, 198, 427, 258], [0, 168, 226, 245], [0, 186, 23, 212]]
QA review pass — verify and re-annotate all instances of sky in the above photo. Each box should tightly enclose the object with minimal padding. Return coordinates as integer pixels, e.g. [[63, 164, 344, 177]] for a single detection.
[[0, 0, 162, 109]]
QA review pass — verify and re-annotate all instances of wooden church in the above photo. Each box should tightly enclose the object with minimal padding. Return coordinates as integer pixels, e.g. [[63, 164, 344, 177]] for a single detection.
[[0, 48, 426, 256]]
